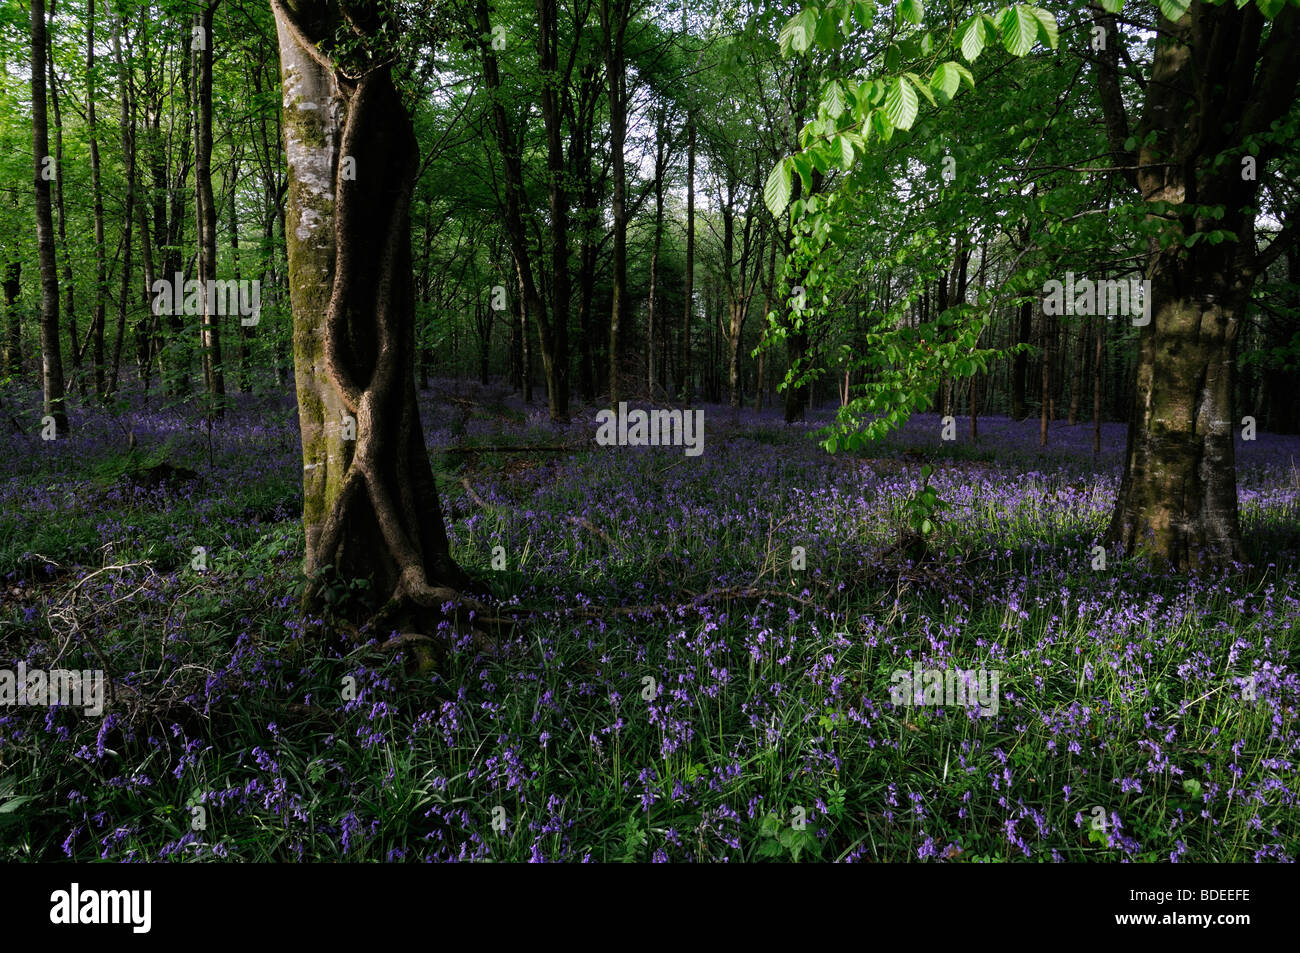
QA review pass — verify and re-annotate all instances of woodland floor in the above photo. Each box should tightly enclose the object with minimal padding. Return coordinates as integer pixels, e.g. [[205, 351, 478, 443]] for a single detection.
[[1, 379, 1298, 861]]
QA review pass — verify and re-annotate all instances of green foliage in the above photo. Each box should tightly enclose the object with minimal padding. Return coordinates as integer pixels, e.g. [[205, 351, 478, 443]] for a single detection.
[[905, 464, 946, 537], [756, 811, 823, 861]]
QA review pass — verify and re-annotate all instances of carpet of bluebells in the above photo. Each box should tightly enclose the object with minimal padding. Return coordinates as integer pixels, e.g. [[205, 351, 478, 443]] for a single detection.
[[1, 378, 1298, 862]]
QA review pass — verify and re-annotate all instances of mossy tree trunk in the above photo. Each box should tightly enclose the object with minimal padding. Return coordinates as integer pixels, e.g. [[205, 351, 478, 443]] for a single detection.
[[272, 0, 474, 640], [1096, 2, 1300, 571]]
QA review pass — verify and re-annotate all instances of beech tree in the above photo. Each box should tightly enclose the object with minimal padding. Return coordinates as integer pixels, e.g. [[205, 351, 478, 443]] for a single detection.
[[271, 0, 476, 638], [1095, 0, 1300, 570]]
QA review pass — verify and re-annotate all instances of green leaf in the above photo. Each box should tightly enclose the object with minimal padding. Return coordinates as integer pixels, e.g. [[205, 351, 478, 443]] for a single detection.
[[1030, 7, 1058, 49], [959, 16, 985, 60], [884, 75, 919, 130], [790, 151, 815, 191], [853, 1, 876, 30], [823, 79, 847, 119], [884, 42, 901, 72], [1099, 0, 1124, 11], [764, 158, 792, 218], [899, 0, 924, 25], [930, 62, 961, 100], [870, 108, 894, 141], [779, 7, 819, 56], [1158, 0, 1192, 20], [1255, 0, 1285, 17], [907, 72, 936, 106], [838, 134, 856, 168], [952, 61, 976, 90], [0, 796, 34, 814], [997, 5, 1040, 57], [816, 7, 842, 48]]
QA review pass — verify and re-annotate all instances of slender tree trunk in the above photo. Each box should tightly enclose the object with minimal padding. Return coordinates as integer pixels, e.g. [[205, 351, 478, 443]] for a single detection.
[[31, 0, 67, 434], [3, 262, 20, 375], [1040, 304, 1051, 446], [475, 0, 562, 419], [1068, 316, 1087, 425], [1011, 299, 1031, 420], [680, 113, 695, 402], [754, 234, 775, 412], [600, 0, 628, 407], [108, 11, 135, 398], [195, 2, 224, 414], [86, 0, 108, 398], [519, 272, 532, 404], [1093, 317, 1103, 455], [537, 0, 571, 413], [46, 16, 80, 397], [646, 107, 666, 400], [229, 157, 252, 393]]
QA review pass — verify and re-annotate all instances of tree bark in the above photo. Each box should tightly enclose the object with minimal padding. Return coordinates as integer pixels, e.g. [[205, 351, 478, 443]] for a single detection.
[[474, 0, 564, 419], [3, 262, 20, 375], [195, 2, 225, 414], [46, 13, 80, 397], [229, 156, 252, 393], [1011, 299, 1031, 421], [31, 0, 67, 434], [108, 11, 135, 398], [537, 0, 571, 411], [680, 112, 694, 402], [87, 0, 108, 399], [273, 0, 474, 640], [646, 104, 667, 399], [600, 0, 629, 406], [1098, 1, 1300, 570]]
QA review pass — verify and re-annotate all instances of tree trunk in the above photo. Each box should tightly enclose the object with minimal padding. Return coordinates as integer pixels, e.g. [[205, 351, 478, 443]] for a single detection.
[[600, 0, 629, 407], [537, 0, 571, 412], [1011, 299, 1031, 420], [474, 0, 563, 419], [1039, 303, 1051, 446], [195, 2, 225, 414], [31, 0, 67, 434], [229, 157, 252, 393], [46, 17, 80, 397], [1097, 1, 1299, 569], [1068, 316, 1087, 425], [273, 0, 475, 640], [108, 11, 135, 398], [1093, 317, 1103, 455], [87, 0, 108, 399], [3, 262, 20, 375], [646, 106, 667, 400], [680, 113, 695, 402]]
